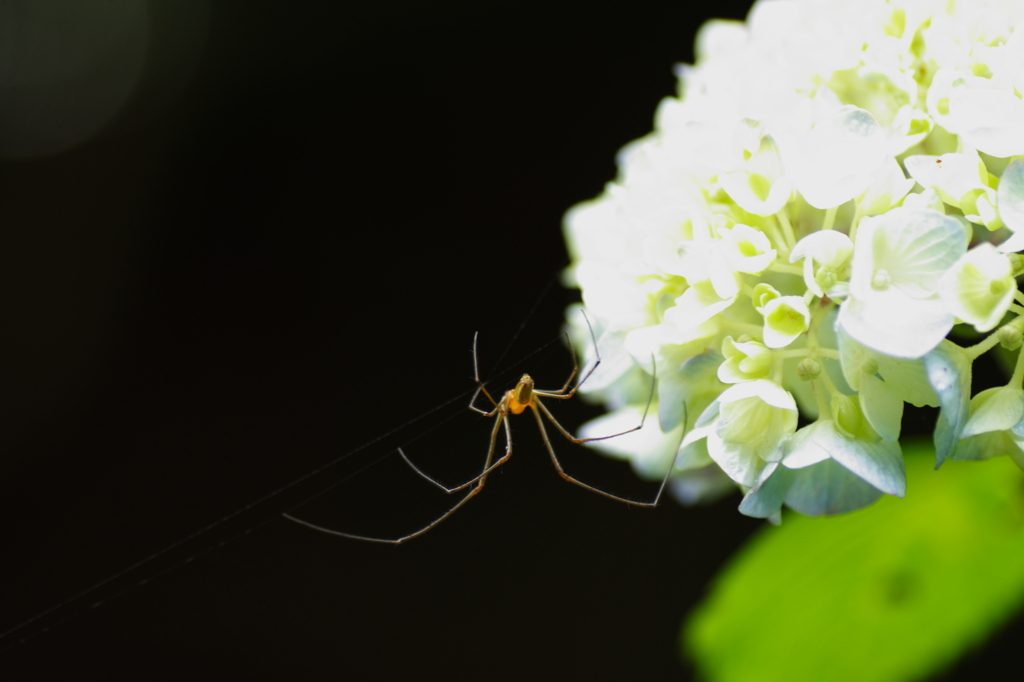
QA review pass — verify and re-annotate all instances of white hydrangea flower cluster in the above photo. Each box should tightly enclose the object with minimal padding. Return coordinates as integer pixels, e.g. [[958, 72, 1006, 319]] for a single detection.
[[563, 0, 1024, 521]]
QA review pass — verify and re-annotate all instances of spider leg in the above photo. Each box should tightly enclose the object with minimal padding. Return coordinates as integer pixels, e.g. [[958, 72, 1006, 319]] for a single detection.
[[531, 397, 682, 508], [541, 310, 602, 399], [537, 351, 657, 426], [468, 389, 498, 415], [469, 331, 502, 415], [283, 412, 515, 544], [398, 408, 513, 494], [535, 353, 656, 447], [469, 384, 501, 415], [284, 486, 481, 545], [550, 331, 580, 394]]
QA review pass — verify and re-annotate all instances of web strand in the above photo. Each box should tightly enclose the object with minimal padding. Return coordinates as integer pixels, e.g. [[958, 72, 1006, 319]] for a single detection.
[[1, 283, 570, 651]]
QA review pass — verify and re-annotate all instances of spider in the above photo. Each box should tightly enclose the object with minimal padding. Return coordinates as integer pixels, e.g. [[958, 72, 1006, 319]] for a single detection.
[[284, 315, 677, 544]]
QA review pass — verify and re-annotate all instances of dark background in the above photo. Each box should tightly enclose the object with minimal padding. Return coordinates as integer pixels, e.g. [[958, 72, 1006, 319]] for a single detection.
[[0, 1, 1019, 680]]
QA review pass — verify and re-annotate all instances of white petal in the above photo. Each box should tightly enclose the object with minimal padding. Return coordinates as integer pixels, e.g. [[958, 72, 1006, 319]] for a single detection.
[[623, 323, 716, 375], [719, 135, 792, 216], [924, 341, 973, 467], [784, 458, 884, 516], [694, 18, 747, 62], [857, 156, 915, 215], [783, 420, 906, 495], [669, 465, 736, 506], [664, 282, 735, 331], [949, 89, 1024, 157], [782, 421, 833, 469], [1008, 31, 1024, 97], [904, 152, 987, 208], [826, 430, 906, 497], [901, 188, 945, 213], [782, 106, 889, 209], [937, 243, 1015, 332], [574, 329, 634, 394], [953, 430, 1024, 463], [961, 387, 1024, 439], [718, 379, 797, 411], [719, 224, 777, 273], [857, 372, 904, 442], [998, 158, 1024, 234], [656, 347, 724, 433], [707, 432, 766, 488], [834, 322, 936, 406], [674, 437, 714, 472], [998, 230, 1024, 254], [759, 295, 810, 349], [642, 235, 688, 278], [789, 230, 854, 267], [708, 251, 742, 299], [738, 461, 795, 519], [579, 406, 685, 481], [853, 207, 968, 299], [838, 289, 953, 359]]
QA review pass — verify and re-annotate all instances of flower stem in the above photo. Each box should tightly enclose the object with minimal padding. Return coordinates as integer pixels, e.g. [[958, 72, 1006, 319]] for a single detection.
[[965, 331, 1002, 360], [774, 347, 838, 360], [776, 211, 797, 249], [849, 206, 863, 240], [821, 205, 837, 232], [1012, 347, 1024, 389], [812, 379, 832, 419], [763, 220, 790, 256], [817, 361, 840, 398], [724, 321, 765, 337], [767, 263, 804, 277]]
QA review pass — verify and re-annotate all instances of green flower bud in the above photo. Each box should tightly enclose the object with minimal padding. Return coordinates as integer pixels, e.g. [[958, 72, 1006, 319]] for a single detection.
[[998, 323, 1024, 351], [752, 283, 780, 309], [960, 188, 1004, 231], [1008, 253, 1024, 278], [815, 266, 838, 292], [758, 296, 810, 348], [796, 358, 821, 381], [832, 394, 880, 442], [719, 336, 772, 383]]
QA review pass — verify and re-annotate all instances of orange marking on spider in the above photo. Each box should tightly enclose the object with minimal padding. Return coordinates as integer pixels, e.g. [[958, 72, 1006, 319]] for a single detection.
[[284, 312, 678, 544]]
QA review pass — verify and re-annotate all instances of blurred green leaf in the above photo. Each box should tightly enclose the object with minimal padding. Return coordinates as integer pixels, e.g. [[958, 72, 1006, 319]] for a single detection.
[[684, 441, 1024, 682]]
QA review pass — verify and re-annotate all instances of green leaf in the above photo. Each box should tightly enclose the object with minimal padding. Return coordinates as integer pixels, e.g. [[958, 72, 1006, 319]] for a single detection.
[[683, 441, 1024, 682]]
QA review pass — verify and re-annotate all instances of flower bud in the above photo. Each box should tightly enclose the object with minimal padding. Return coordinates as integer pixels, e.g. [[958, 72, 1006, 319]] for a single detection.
[[832, 394, 880, 442], [1008, 253, 1024, 278], [719, 336, 772, 383], [814, 266, 838, 292], [752, 283, 780, 309], [998, 323, 1024, 351], [796, 358, 821, 381], [758, 296, 811, 348]]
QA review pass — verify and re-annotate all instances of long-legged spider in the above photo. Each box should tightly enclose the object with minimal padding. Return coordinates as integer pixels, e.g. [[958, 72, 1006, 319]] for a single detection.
[[285, 315, 678, 544]]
